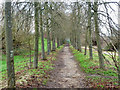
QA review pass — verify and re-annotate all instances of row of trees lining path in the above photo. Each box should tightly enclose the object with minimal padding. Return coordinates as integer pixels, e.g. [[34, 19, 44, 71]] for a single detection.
[[1, 0, 120, 88], [4, 1, 66, 88]]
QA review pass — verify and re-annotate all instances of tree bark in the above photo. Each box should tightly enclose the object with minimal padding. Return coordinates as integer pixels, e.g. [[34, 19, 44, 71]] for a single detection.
[[84, 29, 88, 55], [45, 2, 51, 55], [5, 1, 16, 87], [34, 2, 39, 68], [94, 1, 104, 69], [40, 3, 46, 60], [29, 39, 32, 68], [88, 2, 93, 59], [52, 30, 56, 51], [77, 2, 82, 52], [57, 37, 60, 48]]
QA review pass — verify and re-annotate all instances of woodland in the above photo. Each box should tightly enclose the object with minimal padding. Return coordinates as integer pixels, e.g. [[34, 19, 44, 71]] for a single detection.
[[0, 0, 120, 89]]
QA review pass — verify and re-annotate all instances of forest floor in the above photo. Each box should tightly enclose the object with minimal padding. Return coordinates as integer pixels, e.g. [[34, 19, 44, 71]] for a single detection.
[[44, 46, 88, 88]]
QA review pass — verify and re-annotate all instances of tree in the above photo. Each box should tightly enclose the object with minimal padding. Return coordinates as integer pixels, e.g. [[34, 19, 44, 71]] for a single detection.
[[94, 1, 104, 69], [88, 2, 93, 59], [76, 2, 82, 52], [40, 2, 46, 60], [5, 1, 16, 87], [45, 2, 51, 55], [71, 4, 76, 49], [50, 3, 56, 51], [34, 2, 39, 69], [84, 28, 88, 55]]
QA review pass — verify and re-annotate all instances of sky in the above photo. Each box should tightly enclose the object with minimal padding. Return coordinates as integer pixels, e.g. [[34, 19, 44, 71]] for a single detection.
[[0, 0, 119, 35], [0, 0, 119, 3], [99, 0, 119, 34]]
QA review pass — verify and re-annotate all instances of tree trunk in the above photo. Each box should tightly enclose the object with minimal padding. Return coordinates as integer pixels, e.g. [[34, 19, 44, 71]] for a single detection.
[[75, 33, 78, 50], [84, 29, 88, 55], [47, 26, 51, 55], [50, 3, 56, 51], [40, 3, 46, 60], [52, 31, 56, 51], [77, 2, 82, 52], [94, 1, 104, 69], [57, 37, 60, 48], [5, 1, 16, 88], [45, 2, 51, 55], [71, 9, 76, 49], [29, 39, 32, 68], [88, 2, 93, 60], [34, 2, 39, 68]]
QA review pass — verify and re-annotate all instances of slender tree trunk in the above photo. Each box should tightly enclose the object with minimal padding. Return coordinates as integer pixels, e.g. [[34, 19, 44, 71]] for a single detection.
[[57, 37, 60, 48], [29, 39, 32, 68], [77, 29, 82, 52], [47, 27, 51, 55], [52, 31, 56, 51], [40, 3, 46, 60], [75, 33, 78, 50], [88, 2, 93, 59], [34, 2, 39, 68], [5, 1, 15, 87], [59, 38, 61, 46], [70, 32, 74, 47], [77, 2, 82, 52], [72, 10, 76, 49], [50, 3, 56, 51], [74, 8, 78, 50], [94, 1, 104, 69], [45, 2, 51, 55], [84, 29, 88, 55], [71, 30, 74, 47]]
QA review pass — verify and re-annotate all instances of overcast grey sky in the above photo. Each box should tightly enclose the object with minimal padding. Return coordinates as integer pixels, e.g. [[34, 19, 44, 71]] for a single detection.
[[0, 0, 119, 35]]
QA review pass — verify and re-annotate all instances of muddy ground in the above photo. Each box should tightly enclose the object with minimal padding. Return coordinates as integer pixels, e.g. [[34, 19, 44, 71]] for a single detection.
[[45, 46, 88, 88]]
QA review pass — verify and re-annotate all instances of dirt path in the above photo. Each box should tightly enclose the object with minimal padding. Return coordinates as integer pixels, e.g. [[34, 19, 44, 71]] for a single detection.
[[46, 46, 87, 88]]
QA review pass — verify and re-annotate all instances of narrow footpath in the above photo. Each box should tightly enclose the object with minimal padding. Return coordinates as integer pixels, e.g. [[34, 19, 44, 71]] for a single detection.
[[46, 46, 87, 88]]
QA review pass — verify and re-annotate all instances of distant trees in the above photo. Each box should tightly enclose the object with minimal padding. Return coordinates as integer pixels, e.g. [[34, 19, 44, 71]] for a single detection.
[[70, 2, 83, 51], [33, 2, 67, 67]]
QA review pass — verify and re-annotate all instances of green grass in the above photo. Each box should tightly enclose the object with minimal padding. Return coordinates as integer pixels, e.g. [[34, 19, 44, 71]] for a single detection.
[[0, 39, 62, 81], [15, 45, 64, 87], [70, 46, 119, 87], [39, 39, 48, 52], [86, 75, 118, 87], [70, 46, 118, 77], [0, 39, 48, 72]]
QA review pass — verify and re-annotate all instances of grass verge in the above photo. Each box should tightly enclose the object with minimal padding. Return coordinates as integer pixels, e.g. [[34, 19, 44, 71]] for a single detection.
[[70, 46, 119, 88]]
